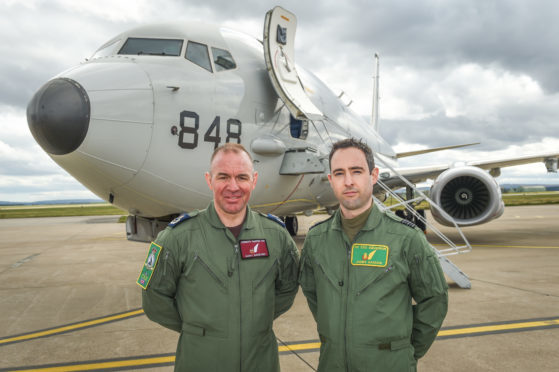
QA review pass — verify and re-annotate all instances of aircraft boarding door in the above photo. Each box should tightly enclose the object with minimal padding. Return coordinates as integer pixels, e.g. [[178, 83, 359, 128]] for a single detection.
[[264, 6, 323, 122]]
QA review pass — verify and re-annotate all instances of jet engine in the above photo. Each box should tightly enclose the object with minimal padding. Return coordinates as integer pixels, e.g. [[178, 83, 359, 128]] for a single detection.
[[430, 166, 504, 227]]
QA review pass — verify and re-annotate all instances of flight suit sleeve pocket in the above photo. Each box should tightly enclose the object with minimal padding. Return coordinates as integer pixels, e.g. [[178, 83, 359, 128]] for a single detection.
[[426, 255, 447, 293]]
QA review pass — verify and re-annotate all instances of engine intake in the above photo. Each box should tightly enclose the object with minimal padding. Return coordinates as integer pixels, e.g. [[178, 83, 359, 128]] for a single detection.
[[430, 166, 504, 227]]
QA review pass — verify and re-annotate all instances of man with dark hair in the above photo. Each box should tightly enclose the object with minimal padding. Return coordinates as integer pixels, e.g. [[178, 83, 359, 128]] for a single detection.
[[138, 143, 299, 371], [300, 138, 448, 371]]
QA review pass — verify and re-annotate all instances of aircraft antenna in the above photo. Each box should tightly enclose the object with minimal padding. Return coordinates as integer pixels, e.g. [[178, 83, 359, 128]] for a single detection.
[[372, 52, 380, 131]]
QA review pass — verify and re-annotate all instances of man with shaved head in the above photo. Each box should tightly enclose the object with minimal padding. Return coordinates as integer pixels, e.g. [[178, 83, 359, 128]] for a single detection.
[[139, 143, 299, 371]]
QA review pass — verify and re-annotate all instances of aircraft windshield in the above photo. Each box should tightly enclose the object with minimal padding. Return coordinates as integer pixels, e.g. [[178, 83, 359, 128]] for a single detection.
[[91, 38, 121, 59], [211, 47, 236, 71], [118, 38, 183, 56], [185, 41, 212, 72]]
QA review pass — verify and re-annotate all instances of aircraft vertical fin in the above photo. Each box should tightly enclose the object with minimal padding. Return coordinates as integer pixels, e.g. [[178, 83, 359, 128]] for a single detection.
[[372, 53, 380, 131]]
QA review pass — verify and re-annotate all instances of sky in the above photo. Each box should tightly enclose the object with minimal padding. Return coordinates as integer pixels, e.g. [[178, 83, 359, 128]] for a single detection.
[[1, 0, 559, 202]]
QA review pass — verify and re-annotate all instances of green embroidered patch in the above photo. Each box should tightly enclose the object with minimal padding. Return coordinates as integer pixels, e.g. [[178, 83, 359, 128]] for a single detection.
[[137, 242, 162, 289], [351, 244, 389, 267]]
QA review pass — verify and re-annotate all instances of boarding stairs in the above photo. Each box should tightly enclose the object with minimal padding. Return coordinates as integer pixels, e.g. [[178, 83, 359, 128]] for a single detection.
[[374, 159, 472, 289]]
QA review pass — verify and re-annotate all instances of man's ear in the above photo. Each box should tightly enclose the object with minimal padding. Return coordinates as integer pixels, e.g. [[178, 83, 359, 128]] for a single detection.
[[205, 172, 212, 190], [252, 171, 258, 189], [371, 167, 380, 185]]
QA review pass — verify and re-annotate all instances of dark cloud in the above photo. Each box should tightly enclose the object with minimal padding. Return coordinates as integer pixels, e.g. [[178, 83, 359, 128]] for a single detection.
[[380, 93, 559, 152], [334, 1, 559, 92], [1, 0, 558, 202]]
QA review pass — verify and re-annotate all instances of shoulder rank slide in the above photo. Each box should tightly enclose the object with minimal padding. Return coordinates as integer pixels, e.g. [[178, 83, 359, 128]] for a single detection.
[[265, 213, 286, 228], [137, 242, 162, 289], [309, 214, 333, 231], [168, 210, 198, 228], [400, 219, 417, 229]]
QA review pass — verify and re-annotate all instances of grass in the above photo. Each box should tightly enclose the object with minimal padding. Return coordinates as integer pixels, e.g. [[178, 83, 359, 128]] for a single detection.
[[1, 192, 558, 219], [501, 192, 559, 206], [0, 203, 127, 219], [384, 191, 559, 210]]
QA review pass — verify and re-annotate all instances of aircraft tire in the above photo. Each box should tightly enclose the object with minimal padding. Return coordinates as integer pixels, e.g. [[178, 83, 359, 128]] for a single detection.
[[414, 209, 427, 232], [285, 216, 298, 236]]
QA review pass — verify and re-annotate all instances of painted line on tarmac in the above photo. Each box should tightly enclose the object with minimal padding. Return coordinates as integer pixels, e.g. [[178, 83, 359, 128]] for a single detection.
[[432, 243, 559, 249], [0, 309, 144, 346], [3, 316, 559, 371], [437, 316, 559, 339], [0, 354, 174, 372]]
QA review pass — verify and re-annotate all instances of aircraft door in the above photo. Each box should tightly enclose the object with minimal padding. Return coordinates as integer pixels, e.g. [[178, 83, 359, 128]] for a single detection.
[[264, 6, 323, 122]]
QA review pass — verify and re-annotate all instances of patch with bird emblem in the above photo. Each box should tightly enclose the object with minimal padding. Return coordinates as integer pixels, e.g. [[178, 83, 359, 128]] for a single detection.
[[350, 244, 389, 267], [239, 239, 269, 259], [137, 241, 162, 289]]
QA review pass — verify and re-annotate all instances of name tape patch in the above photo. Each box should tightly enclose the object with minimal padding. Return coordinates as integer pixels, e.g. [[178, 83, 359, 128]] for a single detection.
[[351, 244, 389, 267], [137, 242, 162, 289], [239, 239, 269, 259]]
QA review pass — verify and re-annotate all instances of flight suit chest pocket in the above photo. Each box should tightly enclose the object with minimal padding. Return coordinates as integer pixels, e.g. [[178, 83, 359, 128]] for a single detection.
[[252, 258, 278, 335], [180, 254, 229, 338]]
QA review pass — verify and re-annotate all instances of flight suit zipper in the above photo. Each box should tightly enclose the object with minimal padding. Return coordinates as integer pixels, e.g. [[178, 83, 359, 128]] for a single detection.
[[163, 251, 169, 276], [356, 265, 394, 296], [192, 254, 226, 290], [315, 261, 340, 289], [343, 230, 365, 371], [254, 258, 278, 290], [235, 242, 242, 372], [344, 242, 351, 372]]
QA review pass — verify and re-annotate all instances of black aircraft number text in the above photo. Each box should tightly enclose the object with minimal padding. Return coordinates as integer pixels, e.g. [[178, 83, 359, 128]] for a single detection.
[[177, 111, 241, 150]]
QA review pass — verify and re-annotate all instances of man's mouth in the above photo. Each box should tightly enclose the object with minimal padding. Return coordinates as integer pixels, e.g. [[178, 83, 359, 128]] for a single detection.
[[343, 189, 358, 197], [224, 194, 242, 202]]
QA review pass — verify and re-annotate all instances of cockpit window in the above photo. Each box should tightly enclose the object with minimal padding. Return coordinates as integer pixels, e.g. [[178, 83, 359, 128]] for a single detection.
[[91, 38, 121, 59], [185, 41, 212, 72], [118, 38, 183, 56], [211, 47, 236, 71]]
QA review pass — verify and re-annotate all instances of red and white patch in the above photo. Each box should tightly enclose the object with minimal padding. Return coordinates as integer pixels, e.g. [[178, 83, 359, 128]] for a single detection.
[[239, 239, 269, 259]]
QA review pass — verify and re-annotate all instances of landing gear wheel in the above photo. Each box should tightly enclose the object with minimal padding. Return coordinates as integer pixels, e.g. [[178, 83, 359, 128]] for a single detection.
[[285, 216, 298, 236], [414, 209, 427, 232], [395, 209, 427, 232]]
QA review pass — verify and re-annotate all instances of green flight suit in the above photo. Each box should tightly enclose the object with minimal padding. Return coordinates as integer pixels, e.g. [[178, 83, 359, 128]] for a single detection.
[[141, 202, 299, 372], [299, 204, 448, 372]]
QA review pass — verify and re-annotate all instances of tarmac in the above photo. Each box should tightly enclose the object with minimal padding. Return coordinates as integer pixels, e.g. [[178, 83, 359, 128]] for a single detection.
[[1, 204, 558, 371]]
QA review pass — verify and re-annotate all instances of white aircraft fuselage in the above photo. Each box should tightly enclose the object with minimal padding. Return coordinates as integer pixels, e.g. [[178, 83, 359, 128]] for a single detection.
[[27, 9, 559, 244], [28, 22, 396, 219]]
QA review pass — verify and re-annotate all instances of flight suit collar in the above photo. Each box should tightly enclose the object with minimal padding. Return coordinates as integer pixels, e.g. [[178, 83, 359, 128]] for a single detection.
[[206, 201, 256, 231], [331, 202, 383, 232]]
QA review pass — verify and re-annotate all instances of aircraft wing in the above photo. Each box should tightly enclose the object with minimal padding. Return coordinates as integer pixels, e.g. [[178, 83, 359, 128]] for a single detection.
[[385, 151, 559, 186]]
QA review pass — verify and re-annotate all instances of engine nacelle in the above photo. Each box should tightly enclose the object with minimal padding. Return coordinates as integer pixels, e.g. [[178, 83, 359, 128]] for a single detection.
[[430, 166, 504, 227]]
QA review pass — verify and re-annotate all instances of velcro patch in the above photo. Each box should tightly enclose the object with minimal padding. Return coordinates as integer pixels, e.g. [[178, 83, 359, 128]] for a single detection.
[[239, 239, 269, 259], [137, 242, 162, 289], [351, 244, 389, 267]]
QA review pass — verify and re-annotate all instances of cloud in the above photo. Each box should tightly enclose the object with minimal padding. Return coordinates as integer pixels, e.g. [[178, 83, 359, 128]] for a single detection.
[[1, 0, 558, 203]]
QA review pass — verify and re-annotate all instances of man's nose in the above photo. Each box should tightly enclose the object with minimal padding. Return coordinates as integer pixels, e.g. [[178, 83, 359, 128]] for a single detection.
[[227, 178, 240, 190], [344, 174, 354, 186]]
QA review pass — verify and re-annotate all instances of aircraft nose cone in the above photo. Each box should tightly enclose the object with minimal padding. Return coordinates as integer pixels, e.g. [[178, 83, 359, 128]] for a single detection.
[[27, 77, 90, 155]]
